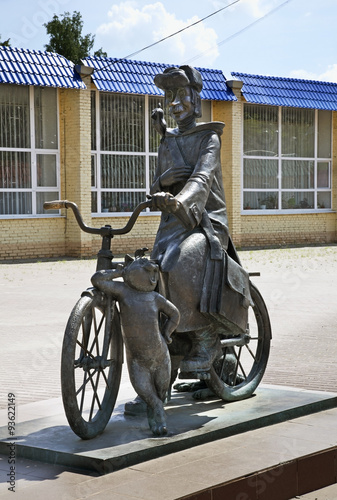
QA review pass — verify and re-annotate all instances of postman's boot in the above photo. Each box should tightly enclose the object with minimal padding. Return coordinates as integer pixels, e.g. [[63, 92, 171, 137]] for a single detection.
[[179, 326, 222, 379]]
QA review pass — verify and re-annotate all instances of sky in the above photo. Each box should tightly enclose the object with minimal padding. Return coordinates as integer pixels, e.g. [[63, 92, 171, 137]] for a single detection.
[[1, 0, 337, 82]]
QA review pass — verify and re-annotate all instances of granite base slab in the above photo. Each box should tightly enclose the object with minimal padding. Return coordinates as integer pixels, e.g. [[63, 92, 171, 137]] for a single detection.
[[1, 384, 336, 475]]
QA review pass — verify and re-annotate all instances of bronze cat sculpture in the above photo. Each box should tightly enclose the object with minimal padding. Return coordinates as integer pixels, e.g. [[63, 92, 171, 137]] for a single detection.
[[91, 252, 180, 436]]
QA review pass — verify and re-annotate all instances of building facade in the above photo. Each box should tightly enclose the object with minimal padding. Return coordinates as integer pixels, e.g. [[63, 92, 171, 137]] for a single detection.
[[1, 46, 337, 261], [230, 72, 337, 248]]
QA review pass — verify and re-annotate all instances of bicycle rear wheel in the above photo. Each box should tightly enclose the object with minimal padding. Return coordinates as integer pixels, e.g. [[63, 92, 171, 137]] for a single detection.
[[206, 282, 271, 401], [61, 292, 123, 439]]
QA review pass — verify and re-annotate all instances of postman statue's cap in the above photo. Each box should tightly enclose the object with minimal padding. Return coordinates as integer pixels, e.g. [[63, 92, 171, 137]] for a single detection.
[[154, 65, 203, 93]]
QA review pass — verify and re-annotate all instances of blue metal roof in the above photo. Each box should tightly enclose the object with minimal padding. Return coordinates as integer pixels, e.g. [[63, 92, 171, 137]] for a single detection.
[[231, 72, 337, 111], [0, 46, 85, 89], [83, 56, 236, 101]]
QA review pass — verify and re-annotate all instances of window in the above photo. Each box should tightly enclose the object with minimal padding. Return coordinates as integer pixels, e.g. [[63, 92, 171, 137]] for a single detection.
[[91, 91, 211, 215], [91, 91, 150, 214], [243, 104, 332, 212], [0, 84, 59, 216]]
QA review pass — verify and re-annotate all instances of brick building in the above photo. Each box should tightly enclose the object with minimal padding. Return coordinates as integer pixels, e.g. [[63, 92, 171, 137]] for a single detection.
[[1, 45, 337, 260], [231, 72, 337, 248]]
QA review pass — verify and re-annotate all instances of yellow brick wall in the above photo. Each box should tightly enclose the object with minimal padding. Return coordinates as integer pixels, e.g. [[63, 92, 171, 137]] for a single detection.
[[213, 89, 243, 246], [240, 213, 336, 247], [90, 215, 159, 257], [58, 77, 93, 257], [1, 86, 336, 262], [0, 218, 66, 261], [213, 100, 234, 229]]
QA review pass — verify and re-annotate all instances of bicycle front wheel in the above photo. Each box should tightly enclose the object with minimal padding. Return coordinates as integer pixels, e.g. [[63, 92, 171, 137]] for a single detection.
[[61, 292, 123, 439]]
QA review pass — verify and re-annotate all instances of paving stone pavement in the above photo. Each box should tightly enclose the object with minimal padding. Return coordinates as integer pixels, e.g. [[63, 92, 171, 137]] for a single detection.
[[1, 245, 337, 500], [1, 244, 337, 410]]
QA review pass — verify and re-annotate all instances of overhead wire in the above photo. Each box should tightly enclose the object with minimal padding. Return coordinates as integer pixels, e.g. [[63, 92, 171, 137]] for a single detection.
[[88, 0, 293, 74], [121, 0, 240, 61], [185, 0, 293, 64], [88, 0, 241, 71]]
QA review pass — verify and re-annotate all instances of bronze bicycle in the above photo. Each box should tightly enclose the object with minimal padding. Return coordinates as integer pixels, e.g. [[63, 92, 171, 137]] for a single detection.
[[44, 199, 271, 440]]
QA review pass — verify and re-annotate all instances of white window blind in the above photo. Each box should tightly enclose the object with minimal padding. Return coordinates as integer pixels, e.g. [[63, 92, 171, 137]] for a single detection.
[[0, 84, 59, 217], [91, 91, 211, 216], [243, 104, 332, 212]]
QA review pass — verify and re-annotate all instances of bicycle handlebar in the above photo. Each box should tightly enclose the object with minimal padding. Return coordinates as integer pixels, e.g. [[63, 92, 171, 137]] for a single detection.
[[43, 200, 68, 210], [43, 199, 153, 236]]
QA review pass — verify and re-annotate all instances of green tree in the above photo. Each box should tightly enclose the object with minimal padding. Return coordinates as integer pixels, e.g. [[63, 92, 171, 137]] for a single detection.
[[44, 11, 107, 63], [0, 35, 11, 47]]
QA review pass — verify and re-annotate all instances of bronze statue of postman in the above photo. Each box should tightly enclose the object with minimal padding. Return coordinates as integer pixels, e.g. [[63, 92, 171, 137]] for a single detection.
[[149, 65, 253, 382], [91, 65, 270, 436]]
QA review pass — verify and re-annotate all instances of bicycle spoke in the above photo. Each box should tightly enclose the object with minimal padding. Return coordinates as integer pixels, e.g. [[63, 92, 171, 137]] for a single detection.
[[92, 307, 100, 356], [233, 346, 247, 381], [79, 370, 88, 413], [100, 366, 110, 389], [78, 316, 92, 359], [75, 339, 95, 360], [88, 370, 102, 421], [89, 308, 105, 356], [76, 368, 98, 396], [245, 343, 258, 361], [76, 366, 110, 419], [75, 366, 109, 421], [75, 307, 107, 421]]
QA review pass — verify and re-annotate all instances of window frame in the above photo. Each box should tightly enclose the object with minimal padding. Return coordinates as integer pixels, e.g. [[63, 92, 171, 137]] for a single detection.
[[91, 90, 155, 216], [0, 85, 60, 219], [91, 90, 212, 217], [242, 104, 333, 214]]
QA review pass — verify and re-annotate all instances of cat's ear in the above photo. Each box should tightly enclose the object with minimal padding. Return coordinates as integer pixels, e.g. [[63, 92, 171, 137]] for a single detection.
[[125, 254, 134, 265], [135, 247, 148, 259]]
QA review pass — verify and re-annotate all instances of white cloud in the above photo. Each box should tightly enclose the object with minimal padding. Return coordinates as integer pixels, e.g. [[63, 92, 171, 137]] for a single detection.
[[209, 0, 274, 17], [239, 0, 278, 18], [289, 65, 337, 83], [320, 65, 337, 82], [96, 1, 219, 66], [98, 1, 153, 36], [288, 69, 320, 81]]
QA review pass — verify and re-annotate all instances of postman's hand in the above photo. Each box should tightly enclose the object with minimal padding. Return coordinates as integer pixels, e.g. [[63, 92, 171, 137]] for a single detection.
[[160, 165, 191, 188], [151, 192, 178, 212]]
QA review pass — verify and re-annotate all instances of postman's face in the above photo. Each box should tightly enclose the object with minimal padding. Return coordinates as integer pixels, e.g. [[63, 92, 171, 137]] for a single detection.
[[165, 86, 194, 124]]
